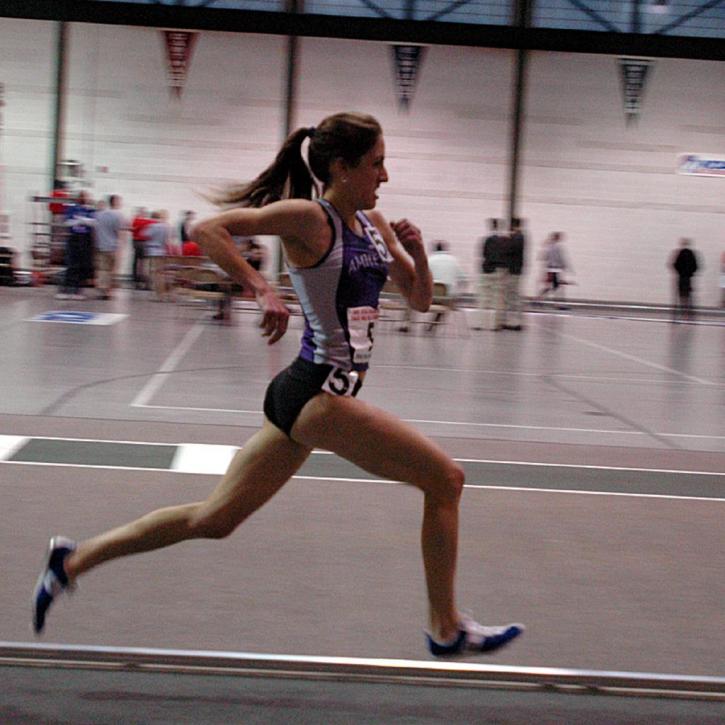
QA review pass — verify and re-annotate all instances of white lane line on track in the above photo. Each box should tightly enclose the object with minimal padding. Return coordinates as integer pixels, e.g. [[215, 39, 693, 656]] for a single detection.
[[549, 329, 716, 387], [3, 462, 723, 502], [0, 435, 29, 461], [290, 476, 725, 503], [127, 406, 725, 441], [3, 437, 723, 477], [130, 323, 206, 408], [170, 443, 238, 474]]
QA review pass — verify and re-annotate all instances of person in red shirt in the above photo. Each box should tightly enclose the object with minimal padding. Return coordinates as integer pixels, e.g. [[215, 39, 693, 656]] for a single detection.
[[130, 208, 154, 289], [181, 239, 202, 257], [48, 180, 71, 265]]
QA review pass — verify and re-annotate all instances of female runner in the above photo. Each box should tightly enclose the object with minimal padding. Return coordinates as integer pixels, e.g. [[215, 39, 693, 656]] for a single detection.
[[33, 112, 522, 656]]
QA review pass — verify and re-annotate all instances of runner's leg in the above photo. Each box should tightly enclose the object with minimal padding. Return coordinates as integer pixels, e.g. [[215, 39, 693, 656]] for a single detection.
[[65, 421, 311, 579], [292, 393, 464, 641]]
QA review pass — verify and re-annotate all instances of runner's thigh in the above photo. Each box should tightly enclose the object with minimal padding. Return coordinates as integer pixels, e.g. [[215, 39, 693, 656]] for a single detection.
[[291, 393, 462, 497]]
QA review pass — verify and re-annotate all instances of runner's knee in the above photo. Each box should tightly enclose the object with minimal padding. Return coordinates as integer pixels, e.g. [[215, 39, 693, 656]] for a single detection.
[[188, 507, 240, 540], [427, 461, 465, 504]]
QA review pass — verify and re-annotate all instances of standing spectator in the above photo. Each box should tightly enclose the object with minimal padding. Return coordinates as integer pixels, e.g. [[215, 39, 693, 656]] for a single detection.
[[670, 238, 699, 322], [501, 217, 526, 331], [48, 179, 70, 265], [178, 210, 196, 247], [242, 238, 267, 272], [230, 237, 267, 298], [0, 244, 18, 286], [130, 208, 154, 289], [93, 194, 127, 300], [475, 218, 506, 331], [56, 190, 96, 300], [144, 210, 173, 300]]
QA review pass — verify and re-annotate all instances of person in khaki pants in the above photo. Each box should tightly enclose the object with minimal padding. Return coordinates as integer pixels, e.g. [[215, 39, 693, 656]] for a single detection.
[[501, 217, 526, 331], [143, 210, 173, 300], [93, 194, 127, 300], [475, 218, 506, 331]]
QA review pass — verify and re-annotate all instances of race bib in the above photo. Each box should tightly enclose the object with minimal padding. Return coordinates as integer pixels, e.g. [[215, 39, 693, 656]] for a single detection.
[[364, 225, 393, 263], [347, 305, 378, 364], [322, 367, 359, 397]]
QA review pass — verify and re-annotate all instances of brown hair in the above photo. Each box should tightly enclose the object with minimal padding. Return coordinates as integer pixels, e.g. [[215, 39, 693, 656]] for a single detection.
[[209, 112, 382, 208]]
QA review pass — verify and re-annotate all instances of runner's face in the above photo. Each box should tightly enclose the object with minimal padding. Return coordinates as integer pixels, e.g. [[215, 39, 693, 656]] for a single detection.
[[348, 136, 388, 210]]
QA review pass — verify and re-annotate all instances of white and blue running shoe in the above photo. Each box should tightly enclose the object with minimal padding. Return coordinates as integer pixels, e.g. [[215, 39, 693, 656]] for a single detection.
[[427, 615, 524, 657], [32, 536, 76, 634]]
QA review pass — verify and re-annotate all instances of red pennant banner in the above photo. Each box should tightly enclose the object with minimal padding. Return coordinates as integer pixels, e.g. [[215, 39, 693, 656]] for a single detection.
[[162, 30, 199, 99]]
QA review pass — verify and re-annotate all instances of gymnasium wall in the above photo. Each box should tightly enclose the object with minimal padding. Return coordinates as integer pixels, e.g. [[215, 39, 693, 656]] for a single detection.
[[1, 18, 723, 305], [522, 51, 724, 305], [1, 18, 55, 240]]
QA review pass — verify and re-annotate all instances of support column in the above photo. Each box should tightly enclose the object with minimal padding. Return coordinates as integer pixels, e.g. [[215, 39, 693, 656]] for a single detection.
[[51, 21, 68, 188], [282, 0, 303, 139], [278, 0, 302, 273], [506, 0, 532, 225]]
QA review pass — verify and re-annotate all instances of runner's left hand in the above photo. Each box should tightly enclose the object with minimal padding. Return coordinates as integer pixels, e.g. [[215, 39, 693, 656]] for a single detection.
[[391, 219, 425, 260]]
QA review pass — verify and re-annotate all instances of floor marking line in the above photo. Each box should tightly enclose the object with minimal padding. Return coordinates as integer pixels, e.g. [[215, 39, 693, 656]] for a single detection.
[[375, 364, 725, 386], [133, 404, 256, 414], [461, 483, 725, 502], [1, 461, 182, 474], [0, 435, 29, 461], [2, 462, 721, 501], [405, 418, 643, 434], [3, 435, 179, 447], [4, 437, 723, 476], [170, 443, 238, 474], [130, 405, 725, 441], [294, 477, 725, 502], [134, 405, 648, 436], [550, 329, 715, 387], [130, 323, 206, 408], [453, 458, 725, 476]]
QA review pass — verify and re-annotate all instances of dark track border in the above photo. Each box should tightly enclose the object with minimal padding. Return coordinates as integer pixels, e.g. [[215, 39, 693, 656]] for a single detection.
[[3, 1, 725, 61]]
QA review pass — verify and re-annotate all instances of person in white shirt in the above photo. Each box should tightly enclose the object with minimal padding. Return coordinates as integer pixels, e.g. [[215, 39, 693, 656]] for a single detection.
[[398, 240, 465, 332], [428, 241, 465, 295], [426, 240, 466, 331]]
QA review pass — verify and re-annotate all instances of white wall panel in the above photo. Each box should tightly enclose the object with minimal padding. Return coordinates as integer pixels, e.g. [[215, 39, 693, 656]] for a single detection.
[[2, 20, 722, 306], [63, 24, 286, 218], [0, 19, 55, 255], [296, 40, 514, 280], [522, 52, 725, 306]]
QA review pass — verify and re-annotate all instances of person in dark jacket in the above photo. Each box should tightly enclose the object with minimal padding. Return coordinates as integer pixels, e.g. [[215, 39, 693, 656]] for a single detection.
[[670, 238, 699, 321], [475, 218, 506, 331], [56, 190, 96, 300]]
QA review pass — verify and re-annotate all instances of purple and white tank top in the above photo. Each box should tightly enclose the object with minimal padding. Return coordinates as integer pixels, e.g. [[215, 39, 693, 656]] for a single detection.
[[287, 199, 391, 372]]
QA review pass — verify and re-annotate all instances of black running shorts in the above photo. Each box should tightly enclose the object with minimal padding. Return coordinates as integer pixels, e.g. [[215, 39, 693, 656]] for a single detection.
[[263, 357, 363, 438]]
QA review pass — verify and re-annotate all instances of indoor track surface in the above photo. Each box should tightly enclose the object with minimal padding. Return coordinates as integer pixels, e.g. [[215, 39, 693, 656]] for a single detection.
[[1, 286, 723, 722]]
